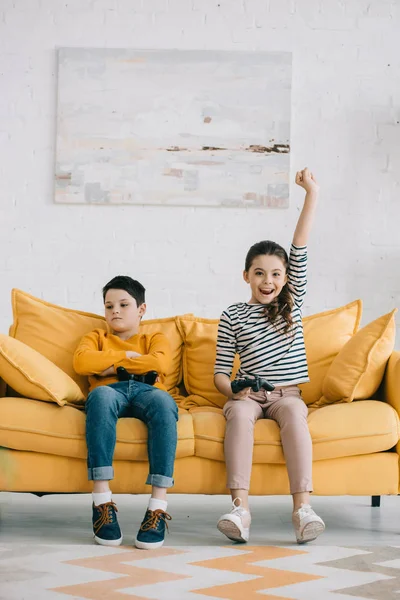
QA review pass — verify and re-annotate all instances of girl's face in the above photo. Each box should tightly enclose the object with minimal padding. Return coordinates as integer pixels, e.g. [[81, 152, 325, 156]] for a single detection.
[[243, 254, 288, 305]]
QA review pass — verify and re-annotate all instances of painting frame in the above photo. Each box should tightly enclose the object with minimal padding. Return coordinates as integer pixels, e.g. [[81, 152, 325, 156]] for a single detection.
[[55, 48, 292, 208]]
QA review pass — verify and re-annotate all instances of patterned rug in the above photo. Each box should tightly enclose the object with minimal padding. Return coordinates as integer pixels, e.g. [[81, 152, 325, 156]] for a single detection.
[[1, 543, 400, 600]]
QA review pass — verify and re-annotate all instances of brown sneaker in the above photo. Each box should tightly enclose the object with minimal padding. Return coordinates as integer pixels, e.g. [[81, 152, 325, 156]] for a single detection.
[[292, 504, 325, 544], [217, 498, 251, 543]]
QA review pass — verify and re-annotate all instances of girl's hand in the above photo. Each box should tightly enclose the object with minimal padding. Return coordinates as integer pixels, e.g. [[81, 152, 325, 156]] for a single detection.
[[295, 167, 319, 193], [232, 387, 252, 401]]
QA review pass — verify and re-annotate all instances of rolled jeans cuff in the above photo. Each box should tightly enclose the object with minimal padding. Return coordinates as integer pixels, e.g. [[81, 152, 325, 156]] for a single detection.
[[146, 473, 174, 488], [88, 466, 114, 481]]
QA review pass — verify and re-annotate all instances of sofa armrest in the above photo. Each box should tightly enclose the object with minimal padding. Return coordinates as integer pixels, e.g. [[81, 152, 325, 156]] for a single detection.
[[382, 350, 400, 415]]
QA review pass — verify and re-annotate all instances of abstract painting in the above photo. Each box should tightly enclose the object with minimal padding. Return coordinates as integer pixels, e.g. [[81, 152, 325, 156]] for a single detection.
[[55, 49, 292, 208]]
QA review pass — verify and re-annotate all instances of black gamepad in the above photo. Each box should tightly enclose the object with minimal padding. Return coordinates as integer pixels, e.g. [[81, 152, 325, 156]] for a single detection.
[[231, 376, 275, 394], [116, 366, 158, 385]]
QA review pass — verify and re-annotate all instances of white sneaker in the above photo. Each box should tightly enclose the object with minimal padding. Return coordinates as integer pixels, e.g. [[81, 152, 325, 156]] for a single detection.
[[217, 498, 251, 543], [292, 504, 325, 544]]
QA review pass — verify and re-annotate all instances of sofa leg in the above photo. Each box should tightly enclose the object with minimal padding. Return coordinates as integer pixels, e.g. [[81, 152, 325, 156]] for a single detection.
[[371, 495, 381, 507]]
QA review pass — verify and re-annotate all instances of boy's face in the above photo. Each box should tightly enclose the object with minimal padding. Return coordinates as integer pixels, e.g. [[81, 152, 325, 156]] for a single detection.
[[104, 288, 146, 337]]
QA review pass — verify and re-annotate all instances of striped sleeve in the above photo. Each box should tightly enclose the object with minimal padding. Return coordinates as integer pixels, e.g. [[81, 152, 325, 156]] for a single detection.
[[214, 310, 236, 377], [288, 244, 307, 308]]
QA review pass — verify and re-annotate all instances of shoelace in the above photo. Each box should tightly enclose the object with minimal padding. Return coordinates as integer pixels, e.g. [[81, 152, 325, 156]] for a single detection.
[[93, 501, 118, 534], [295, 504, 313, 519], [140, 509, 172, 532], [231, 506, 247, 517], [231, 497, 249, 518]]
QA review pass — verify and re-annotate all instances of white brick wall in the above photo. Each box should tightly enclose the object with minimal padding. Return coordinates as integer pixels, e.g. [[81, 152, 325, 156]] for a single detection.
[[0, 0, 399, 342]]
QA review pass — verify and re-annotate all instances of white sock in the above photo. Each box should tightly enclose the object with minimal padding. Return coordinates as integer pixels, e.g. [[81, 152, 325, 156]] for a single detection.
[[148, 498, 168, 512], [93, 491, 112, 506]]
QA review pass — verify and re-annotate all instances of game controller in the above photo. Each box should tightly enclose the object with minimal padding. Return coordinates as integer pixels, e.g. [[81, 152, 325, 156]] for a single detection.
[[116, 366, 158, 385], [231, 376, 275, 394]]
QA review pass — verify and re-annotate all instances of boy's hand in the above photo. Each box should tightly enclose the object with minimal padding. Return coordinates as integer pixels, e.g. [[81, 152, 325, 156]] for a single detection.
[[99, 365, 115, 377], [126, 351, 142, 358], [232, 387, 251, 401], [295, 167, 319, 193]]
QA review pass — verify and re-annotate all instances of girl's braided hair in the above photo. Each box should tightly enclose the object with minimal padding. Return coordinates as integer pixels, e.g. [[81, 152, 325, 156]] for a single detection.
[[245, 240, 294, 334]]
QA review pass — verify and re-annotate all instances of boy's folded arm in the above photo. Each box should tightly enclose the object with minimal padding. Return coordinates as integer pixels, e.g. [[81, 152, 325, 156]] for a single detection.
[[73, 331, 126, 375], [114, 353, 168, 374], [114, 333, 172, 376]]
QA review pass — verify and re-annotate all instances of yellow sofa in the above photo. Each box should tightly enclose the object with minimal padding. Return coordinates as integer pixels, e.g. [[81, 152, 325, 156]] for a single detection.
[[0, 289, 399, 506]]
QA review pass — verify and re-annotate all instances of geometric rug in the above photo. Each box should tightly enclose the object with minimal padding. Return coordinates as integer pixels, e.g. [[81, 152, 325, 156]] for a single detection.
[[1, 544, 400, 600]]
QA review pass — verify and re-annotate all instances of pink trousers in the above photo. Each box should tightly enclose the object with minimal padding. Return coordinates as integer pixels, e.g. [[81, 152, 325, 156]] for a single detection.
[[223, 385, 312, 494]]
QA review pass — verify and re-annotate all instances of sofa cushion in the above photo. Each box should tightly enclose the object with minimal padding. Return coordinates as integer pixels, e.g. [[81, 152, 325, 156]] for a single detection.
[[316, 310, 397, 407], [139, 316, 185, 395], [0, 335, 84, 406], [176, 316, 240, 408], [308, 401, 399, 459], [10, 289, 107, 398], [299, 300, 362, 405], [9, 289, 185, 398], [191, 400, 399, 463], [0, 397, 194, 460], [178, 394, 225, 410]]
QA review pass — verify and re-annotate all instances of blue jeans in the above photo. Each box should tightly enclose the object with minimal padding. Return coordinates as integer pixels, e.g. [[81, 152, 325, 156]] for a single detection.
[[85, 381, 179, 488]]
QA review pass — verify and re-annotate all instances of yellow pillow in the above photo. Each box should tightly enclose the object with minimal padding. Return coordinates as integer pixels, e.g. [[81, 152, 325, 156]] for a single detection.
[[300, 300, 362, 405], [10, 289, 107, 397], [139, 316, 186, 394], [177, 316, 239, 408], [316, 309, 397, 406], [0, 334, 84, 406]]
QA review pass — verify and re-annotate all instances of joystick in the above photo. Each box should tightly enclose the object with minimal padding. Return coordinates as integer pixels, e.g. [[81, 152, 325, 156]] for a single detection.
[[231, 376, 275, 395]]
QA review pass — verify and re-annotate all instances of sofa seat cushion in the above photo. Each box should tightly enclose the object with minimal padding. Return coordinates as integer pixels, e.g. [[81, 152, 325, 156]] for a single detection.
[[0, 397, 194, 460], [191, 400, 399, 463]]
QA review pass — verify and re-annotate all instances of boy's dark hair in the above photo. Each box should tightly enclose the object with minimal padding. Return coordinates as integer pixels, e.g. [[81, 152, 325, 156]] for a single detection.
[[102, 275, 146, 306]]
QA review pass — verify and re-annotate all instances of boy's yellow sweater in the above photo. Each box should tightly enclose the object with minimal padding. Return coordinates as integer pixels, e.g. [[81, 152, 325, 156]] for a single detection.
[[73, 328, 171, 392]]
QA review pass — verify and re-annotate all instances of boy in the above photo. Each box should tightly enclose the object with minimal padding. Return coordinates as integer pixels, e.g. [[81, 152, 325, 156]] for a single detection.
[[73, 275, 178, 549]]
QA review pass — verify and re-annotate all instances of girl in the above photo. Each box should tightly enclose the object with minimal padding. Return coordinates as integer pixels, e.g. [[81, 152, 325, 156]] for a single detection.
[[214, 167, 324, 544]]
